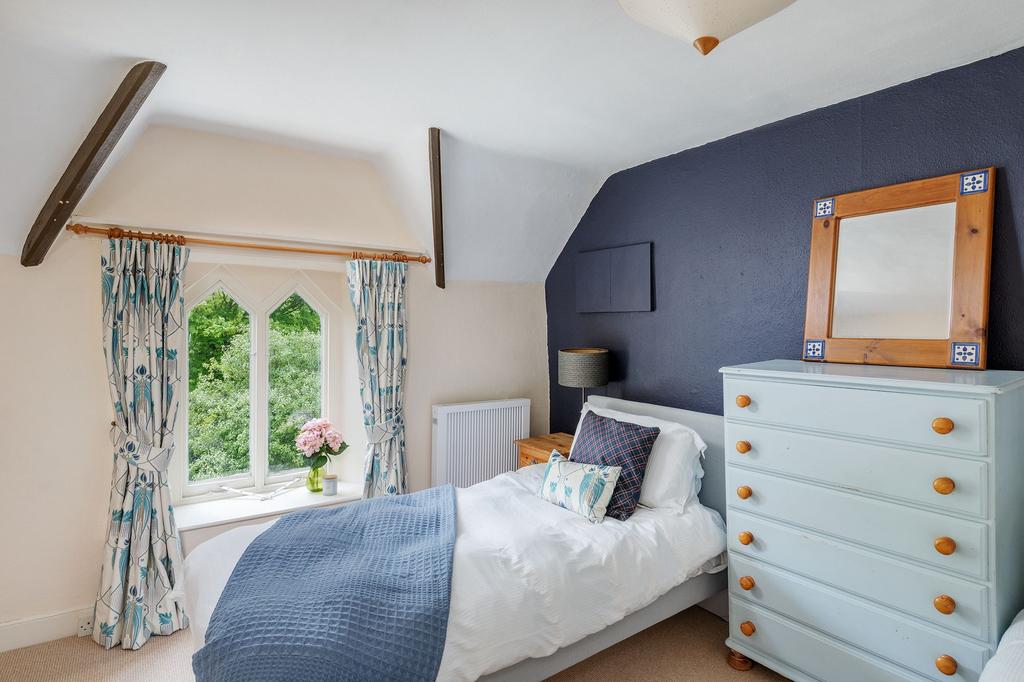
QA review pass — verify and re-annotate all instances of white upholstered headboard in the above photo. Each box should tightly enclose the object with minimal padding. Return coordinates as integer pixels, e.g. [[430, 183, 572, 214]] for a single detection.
[[586, 396, 726, 519]]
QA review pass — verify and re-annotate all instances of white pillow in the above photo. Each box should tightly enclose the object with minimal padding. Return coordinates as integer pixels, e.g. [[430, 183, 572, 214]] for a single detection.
[[569, 403, 707, 509]]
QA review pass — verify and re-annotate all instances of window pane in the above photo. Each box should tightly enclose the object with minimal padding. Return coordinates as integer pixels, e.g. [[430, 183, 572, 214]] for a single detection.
[[187, 291, 251, 481], [268, 294, 322, 472]]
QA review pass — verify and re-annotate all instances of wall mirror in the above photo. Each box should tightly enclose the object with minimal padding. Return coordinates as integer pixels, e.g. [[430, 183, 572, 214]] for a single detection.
[[803, 168, 995, 369]]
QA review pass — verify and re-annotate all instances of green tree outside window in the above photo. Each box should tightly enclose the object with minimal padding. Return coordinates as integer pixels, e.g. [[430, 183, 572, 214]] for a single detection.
[[187, 291, 322, 481]]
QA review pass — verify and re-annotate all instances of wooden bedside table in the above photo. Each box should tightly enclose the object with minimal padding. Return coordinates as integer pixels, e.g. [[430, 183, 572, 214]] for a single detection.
[[514, 433, 574, 468]]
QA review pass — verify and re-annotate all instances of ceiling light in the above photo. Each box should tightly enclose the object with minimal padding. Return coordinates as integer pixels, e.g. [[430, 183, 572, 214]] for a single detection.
[[617, 0, 796, 55]]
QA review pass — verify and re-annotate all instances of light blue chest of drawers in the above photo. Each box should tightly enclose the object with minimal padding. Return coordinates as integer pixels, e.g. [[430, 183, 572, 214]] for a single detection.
[[721, 360, 1024, 682]]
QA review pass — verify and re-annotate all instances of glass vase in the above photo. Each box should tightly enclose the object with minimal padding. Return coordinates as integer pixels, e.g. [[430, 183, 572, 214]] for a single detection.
[[306, 467, 323, 492]]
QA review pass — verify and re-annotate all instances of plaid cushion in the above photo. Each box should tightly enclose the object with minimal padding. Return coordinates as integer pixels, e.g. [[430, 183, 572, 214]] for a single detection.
[[570, 411, 659, 521]]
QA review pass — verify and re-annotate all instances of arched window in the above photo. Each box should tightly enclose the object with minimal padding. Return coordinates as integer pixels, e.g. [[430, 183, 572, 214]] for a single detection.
[[177, 269, 335, 500], [268, 293, 323, 473], [187, 290, 252, 482]]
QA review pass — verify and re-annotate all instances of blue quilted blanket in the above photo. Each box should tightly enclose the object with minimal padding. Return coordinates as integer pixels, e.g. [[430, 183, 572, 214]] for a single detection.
[[192, 485, 457, 682]]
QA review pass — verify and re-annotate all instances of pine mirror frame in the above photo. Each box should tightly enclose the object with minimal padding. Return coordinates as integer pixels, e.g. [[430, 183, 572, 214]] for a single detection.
[[802, 167, 996, 369]]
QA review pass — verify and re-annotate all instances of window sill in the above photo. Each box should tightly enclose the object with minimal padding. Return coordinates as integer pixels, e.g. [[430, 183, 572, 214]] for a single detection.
[[174, 482, 362, 532]]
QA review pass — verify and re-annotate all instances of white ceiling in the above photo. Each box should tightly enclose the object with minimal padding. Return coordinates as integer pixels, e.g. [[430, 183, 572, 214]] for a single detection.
[[3, 0, 1024, 280]]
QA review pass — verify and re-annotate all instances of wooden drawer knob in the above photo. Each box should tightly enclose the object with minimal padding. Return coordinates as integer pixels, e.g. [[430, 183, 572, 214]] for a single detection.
[[932, 417, 955, 435], [739, 621, 756, 636], [737, 485, 753, 500], [933, 477, 956, 495], [934, 536, 957, 556], [736, 395, 752, 408], [738, 531, 754, 545], [935, 655, 958, 676], [934, 595, 957, 615], [735, 440, 752, 454], [738, 576, 756, 591]]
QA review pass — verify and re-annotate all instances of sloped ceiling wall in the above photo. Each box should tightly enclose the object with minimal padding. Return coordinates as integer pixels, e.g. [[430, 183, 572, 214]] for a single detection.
[[72, 124, 603, 282], [77, 123, 420, 251], [4, 1, 1024, 281], [439, 136, 604, 282]]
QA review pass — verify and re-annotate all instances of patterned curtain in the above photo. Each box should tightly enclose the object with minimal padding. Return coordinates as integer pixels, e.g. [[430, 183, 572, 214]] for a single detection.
[[346, 260, 408, 498], [93, 238, 189, 650]]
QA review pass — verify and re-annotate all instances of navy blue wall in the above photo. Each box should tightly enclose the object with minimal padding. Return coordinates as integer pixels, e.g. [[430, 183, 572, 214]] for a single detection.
[[546, 47, 1024, 432]]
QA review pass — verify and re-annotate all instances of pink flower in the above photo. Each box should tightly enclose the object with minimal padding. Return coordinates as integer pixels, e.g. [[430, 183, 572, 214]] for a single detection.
[[295, 419, 343, 457], [301, 417, 330, 433], [294, 432, 320, 457]]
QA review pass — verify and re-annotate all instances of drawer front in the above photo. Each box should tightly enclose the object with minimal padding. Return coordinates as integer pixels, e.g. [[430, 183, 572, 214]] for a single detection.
[[726, 424, 987, 517], [518, 444, 559, 468], [729, 559, 989, 681], [727, 510, 989, 640], [728, 468, 988, 579], [519, 444, 551, 461], [729, 598, 929, 682], [724, 377, 986, 454], [518, 453, 540, 468]]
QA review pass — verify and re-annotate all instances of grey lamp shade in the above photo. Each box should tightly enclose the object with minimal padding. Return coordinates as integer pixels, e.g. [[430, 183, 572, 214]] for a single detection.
[[558, 348, 610, 388]]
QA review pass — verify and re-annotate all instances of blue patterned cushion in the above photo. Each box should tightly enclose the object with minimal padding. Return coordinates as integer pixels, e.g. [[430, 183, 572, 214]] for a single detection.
[[570, 411, 660, 521], [538, 452, 621, 523]]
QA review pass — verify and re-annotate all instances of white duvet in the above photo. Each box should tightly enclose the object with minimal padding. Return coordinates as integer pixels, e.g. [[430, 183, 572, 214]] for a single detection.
[[184, 465, 727, 681]]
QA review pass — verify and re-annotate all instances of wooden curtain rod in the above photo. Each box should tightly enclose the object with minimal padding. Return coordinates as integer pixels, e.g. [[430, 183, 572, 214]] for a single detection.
[[65, 223, 432, 264]]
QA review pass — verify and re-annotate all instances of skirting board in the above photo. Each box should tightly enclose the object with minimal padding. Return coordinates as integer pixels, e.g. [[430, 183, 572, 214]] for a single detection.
[[481, 572, 727, 681], [0, 605, 93, 653]]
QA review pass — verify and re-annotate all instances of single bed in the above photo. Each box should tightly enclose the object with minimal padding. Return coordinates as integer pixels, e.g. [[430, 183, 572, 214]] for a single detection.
[[183, 396, 728, 681]]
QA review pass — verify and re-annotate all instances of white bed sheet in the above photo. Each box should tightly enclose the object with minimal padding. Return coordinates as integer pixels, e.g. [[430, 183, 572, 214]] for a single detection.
[[183, 464, 726, 681]]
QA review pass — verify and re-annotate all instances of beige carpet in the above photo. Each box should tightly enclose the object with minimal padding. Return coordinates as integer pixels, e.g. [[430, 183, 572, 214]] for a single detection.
[[0, 607, 786, 682], [0, 629, 193, 682], [551, 608, 786, 682]]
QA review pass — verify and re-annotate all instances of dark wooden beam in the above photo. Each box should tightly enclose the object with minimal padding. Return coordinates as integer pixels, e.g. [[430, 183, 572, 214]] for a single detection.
[[428, 127, 446, 289], [20, 61, 166, 266]]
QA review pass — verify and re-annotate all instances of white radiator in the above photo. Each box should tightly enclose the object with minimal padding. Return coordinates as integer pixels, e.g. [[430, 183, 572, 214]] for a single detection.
[[431, 398, 531, 487]]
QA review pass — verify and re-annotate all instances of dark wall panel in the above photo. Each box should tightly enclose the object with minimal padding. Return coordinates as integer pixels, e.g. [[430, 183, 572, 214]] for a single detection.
[[575, 243, 652, 313], [546, 47, 1024, 432]]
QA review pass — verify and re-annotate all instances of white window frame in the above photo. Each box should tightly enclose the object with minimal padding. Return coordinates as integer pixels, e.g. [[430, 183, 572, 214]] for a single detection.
[[173, 267, 334, 503], [262, 278, 331, 486]]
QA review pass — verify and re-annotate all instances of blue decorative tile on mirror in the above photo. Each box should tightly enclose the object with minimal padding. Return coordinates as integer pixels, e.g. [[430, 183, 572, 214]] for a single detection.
[[951, 342, 980, 366], [803, 339, 824, 360], [814, 198, 835, 218], [960, 170, 989, 195]]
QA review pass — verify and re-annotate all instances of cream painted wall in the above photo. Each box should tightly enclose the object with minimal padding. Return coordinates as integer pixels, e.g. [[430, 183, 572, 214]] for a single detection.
[[404, 267, 550, 490], [0, 239, 112, 628], [0, 125, 549, 636], [78, 124, 420, 252]]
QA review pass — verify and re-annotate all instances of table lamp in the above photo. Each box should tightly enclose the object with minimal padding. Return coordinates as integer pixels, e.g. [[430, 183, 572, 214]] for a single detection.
[[558, 348, 610, 408]]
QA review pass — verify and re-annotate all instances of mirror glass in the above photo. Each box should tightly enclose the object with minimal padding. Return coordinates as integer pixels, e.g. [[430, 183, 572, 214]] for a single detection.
[[831, 203, 956, 339]]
